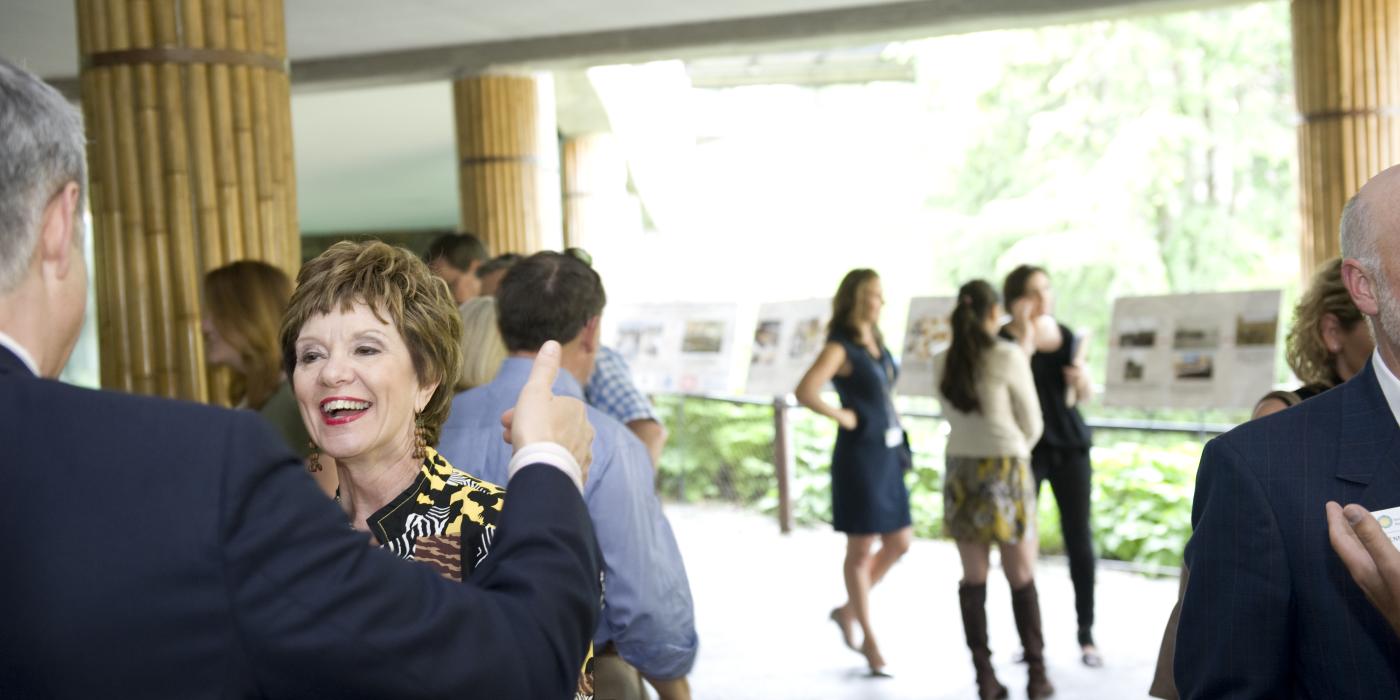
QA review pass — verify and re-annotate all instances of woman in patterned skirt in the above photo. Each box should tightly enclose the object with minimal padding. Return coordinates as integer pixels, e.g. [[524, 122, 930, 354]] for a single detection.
[[934, 279, 1052, 700], [280, 241, 595, 699]]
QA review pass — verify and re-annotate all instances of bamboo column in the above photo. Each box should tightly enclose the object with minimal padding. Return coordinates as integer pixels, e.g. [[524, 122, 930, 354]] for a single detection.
[[1292, 0, 1400, 275], [76, 0, 299, 402], [453, 73, 562, 255], [562, 133, 640, 251]]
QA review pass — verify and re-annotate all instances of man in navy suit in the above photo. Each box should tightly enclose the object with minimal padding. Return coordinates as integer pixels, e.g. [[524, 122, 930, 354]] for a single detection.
[[0, 58, 602, 698], [1176, 166, 1400, 698]]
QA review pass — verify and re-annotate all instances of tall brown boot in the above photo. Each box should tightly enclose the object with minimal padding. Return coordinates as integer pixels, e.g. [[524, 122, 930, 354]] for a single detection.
[[1012, 581, 1055, 699], [959, 583, 1008, 700]]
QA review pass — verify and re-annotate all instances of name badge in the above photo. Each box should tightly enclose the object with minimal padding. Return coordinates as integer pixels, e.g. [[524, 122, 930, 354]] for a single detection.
[[885, 427, 903, 448], [1368, 506, 1400, 552]]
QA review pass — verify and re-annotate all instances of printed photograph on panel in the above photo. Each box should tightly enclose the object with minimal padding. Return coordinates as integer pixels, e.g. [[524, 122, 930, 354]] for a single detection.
[[1173, 351, 1215, 380], [751, 320, 781, 366], [683, 320, 726, 354]]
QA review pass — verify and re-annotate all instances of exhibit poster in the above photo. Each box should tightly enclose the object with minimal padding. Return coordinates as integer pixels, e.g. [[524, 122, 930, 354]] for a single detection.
[[745, 298, 832, 397], [896, 296, 958, 397], [606, 303, 743, 394], [1104, 290, 1282, 410]]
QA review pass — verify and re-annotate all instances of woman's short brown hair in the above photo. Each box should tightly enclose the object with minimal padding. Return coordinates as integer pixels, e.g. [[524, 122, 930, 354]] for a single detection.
[[204, 260, 293, 410], [280, 240, 463, 445], [1287, 257, 1366, 386]]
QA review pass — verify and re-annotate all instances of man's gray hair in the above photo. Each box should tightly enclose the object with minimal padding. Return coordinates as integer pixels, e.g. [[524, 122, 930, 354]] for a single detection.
[[1340, 193, 1379, 272], [0, 59, 86, 294]]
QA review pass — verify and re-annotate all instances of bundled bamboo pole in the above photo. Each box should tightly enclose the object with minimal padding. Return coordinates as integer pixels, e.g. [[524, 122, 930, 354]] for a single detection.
[[76, 0, 297, 403], [454, 74, 562, 255], [1292, 0, 1400, 276]]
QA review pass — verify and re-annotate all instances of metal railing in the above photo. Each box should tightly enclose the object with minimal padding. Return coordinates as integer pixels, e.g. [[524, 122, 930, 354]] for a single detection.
[[653, 391, 1231, 535]]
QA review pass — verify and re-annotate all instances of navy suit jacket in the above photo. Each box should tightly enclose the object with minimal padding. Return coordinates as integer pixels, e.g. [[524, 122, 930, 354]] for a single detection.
[[0, 346, 602, 698], [1176, 360, 1400, 698]]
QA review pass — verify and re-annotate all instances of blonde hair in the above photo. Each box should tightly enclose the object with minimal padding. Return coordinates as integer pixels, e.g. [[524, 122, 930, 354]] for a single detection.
[[280, 241, 463, 445], [1286, 257, 1366, 386], [204, 261, 293, 409], [456, 297, 508, 392]]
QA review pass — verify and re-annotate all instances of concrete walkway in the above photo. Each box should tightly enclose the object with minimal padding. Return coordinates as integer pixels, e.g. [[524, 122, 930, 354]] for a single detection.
[[666, 503, 1179, 700]]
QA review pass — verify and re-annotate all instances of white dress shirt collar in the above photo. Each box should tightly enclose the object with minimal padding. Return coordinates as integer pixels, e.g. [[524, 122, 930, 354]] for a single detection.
[[0, 330, 39, 377], [1370, 348, 1400, 428]]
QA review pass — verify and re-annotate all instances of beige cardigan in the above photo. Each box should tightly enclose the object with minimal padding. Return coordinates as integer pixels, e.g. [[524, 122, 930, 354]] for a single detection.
[[934, 340, 1044, 458]]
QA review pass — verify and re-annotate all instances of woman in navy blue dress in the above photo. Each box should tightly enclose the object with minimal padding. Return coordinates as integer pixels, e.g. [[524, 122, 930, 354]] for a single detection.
[[796, 269, 913, 677]]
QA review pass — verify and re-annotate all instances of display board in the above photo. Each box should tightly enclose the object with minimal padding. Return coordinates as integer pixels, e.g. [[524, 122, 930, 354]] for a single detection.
[[608, 303, 742, 394], [1104, 290, 1282, 410], [745, 298, 832, 397], [896, 296, 958, 397]]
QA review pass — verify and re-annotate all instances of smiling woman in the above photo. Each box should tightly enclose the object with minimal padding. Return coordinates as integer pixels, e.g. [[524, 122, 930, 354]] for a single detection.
[[279, 240, 503, 570], [278, 240, 594, 697]]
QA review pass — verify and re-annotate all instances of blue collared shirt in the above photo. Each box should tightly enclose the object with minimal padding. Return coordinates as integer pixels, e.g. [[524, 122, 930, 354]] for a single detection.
[[585, 346, 659, 425], [438, 357, 698, 679]]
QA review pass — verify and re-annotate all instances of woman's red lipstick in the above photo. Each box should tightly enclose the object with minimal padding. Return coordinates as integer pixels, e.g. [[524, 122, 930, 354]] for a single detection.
[[319, 396, 372, 426]]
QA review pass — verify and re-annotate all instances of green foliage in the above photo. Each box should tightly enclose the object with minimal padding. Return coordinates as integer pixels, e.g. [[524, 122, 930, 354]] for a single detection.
[[655, 396, 1202, 569], [652, 396, 776, 504], [899, 2, 1299, 374]]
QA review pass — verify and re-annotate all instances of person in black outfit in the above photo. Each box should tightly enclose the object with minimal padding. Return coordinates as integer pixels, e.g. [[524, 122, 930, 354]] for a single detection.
[[1000, 264, 1101, 668], [796, 269, 913, 677]]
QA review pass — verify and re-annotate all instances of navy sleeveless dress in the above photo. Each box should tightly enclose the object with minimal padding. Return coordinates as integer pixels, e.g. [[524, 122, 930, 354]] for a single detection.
[[828, 331, 913, 534]]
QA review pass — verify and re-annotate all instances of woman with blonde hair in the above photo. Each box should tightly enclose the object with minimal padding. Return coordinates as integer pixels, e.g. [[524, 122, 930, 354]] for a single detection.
[[203, 260, 309, 457], [457, 296, 508, 392], [1253, 257, 1373, 418]]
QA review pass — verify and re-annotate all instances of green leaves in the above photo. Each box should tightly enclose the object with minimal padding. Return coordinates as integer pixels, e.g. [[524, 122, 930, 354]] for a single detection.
[[654, 395, 1201, 568]]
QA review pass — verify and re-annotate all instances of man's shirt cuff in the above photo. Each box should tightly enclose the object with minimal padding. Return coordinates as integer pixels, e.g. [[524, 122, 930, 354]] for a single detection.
[[509, 442, 584, 493]]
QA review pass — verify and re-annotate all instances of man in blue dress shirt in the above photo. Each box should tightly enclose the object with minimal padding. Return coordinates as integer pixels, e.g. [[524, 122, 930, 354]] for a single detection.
[[439, 251, 698, 700]]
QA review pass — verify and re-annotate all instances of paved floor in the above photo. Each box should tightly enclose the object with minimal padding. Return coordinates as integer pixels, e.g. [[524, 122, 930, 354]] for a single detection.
[[666, 503, 1179, 700]]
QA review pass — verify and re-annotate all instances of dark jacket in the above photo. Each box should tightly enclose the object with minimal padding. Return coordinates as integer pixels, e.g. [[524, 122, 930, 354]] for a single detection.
[[1176, 359, 1400, 698], [0, 345, 602, 698]]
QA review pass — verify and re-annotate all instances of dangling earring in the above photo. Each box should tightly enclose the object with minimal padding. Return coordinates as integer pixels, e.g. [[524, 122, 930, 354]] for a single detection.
[[307, 441, 322, 472], [413, 414, 427, 460]]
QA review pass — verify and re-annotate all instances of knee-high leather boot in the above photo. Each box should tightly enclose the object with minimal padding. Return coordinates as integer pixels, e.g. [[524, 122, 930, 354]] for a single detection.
[[959, 583, 1008, 700], [1012, 581, 1055, 699]]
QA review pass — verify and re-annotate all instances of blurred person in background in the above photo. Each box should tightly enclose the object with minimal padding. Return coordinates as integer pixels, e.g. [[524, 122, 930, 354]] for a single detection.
[[795, 268, 912, 677], [438, 251, 696, 700], [203, 260, 310, 460], [1000, 264, 1101, 667], [936, 279, 1051, 700], [424, 232, 489, 304], [457, 296, 508, 392], [478, 252, 522, 297], [1253, 257, 1373, 418], [562, 247, 669, 466]]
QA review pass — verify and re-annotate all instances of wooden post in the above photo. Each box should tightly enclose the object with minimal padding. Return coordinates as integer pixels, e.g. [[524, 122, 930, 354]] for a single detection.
[[76, 0, 298, 402], [1292, 0, 1400, 276], [773, 396, 795, 535], [453, 73, 562, 255]]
